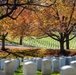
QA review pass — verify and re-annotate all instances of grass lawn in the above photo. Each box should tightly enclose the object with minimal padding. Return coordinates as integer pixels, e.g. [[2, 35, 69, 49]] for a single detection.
[[6, 36, 76, 49], [14, 63, 60, 75]]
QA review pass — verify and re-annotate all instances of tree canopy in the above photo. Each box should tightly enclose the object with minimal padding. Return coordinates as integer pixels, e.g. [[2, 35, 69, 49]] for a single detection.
[[0, 0, 56, 19], [31, 0, 76, 53]]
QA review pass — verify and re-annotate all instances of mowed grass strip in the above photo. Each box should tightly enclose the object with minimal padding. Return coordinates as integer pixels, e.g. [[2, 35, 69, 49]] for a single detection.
[[6, 36, 76, 49]]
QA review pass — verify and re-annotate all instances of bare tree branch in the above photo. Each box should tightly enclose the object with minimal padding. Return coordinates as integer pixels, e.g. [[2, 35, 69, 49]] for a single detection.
[[64, 35, 76, 42], [0, 6, 17, 19], [5, 32, 8, 37], [8, 8, 24, 19], [0, 0, 57, 19], [41, 28, 60, 41]]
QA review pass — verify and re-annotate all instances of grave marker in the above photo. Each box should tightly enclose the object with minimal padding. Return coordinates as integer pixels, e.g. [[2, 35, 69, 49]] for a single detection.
[[42, 59, 52, 75], [60, 65, 76, 75], [23, 61, 37, 75], [52, 59, 59, 72]]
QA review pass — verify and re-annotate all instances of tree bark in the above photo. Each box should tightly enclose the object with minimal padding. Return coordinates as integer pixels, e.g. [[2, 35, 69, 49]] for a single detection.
[[60, 33, 65, 53], [1, 36, 6, 50], [20, 36, 23, 45], [60, 40, 65, 53], [66, 35, 69, 49], [1, 33, 8, 51]]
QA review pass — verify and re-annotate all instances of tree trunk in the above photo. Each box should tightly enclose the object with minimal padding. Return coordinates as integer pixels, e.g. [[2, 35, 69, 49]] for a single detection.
[[1, 36, 6, 50], [60, 40, 65, 53], [20, 36, 23, 45], [66, 35, 69, 49], [60, 33, 65, 53]]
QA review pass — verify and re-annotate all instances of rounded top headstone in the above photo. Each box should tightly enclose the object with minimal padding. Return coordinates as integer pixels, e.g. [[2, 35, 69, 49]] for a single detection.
[[61, 65, 75, 70], [71, 61, 76, 64], [5, 60, 10, 63], [52, 58, 58, 61], [24, 61, 35, 65], [42, 59, 50, 61], [36, 57, 41, 60]]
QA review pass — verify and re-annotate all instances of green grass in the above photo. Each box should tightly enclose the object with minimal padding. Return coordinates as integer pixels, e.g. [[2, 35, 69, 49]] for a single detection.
[[14, 63, 60, 75], [6, 36, 76, 49]]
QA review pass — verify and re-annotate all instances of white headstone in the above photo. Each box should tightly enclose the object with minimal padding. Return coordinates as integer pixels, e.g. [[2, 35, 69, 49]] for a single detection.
[[52, 59, 59, 72], [1, 59, 6, 70], [43, 56, 51, 60], [42, 59, 52, 75], [51, 57, 56, 60], [0, 60, 1, 70], [32, 58, 36, 63], [65, 56, 72, 65], [24, 59, 29, 64], [23, 61, 37, 75], [16, 59, 20, 68], [72, 56, 76, 61], [23, 59, 30, 73], [23, 58, 29, 63], [4, 60, 15, 75], [70, 61, 76, 68], [59, 57, 66, 69], [60, 65, 76, 75], [12, 59, 19, 71], [36, 58, 42, 71]]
